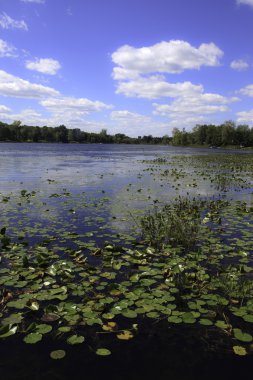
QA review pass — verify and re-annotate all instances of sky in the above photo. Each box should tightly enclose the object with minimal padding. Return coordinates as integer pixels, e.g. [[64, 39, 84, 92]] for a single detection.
[[0, 0, 253, 137]]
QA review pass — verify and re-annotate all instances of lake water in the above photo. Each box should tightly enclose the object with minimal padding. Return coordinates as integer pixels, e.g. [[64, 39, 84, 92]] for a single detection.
[[0, 143, 253, 380], [0, 143, 252, 247]]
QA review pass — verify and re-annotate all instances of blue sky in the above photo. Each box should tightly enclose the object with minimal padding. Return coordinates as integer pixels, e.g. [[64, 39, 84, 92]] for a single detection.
[[0, 0, 253, 136]]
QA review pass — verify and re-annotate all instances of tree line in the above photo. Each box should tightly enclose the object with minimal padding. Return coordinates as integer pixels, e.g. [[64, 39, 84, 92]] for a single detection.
[[1, 120, 253, 147], [172, 121, 253, 147], [0, 121, 171, 145]]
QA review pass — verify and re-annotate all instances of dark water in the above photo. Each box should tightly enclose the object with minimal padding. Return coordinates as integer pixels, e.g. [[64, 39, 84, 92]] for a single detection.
[[1, 320, 252, 380], [0, 143, 253, 380]]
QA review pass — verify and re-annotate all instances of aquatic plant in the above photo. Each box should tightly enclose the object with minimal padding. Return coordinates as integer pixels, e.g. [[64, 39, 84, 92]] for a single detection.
[[140, 197, 203, 249]]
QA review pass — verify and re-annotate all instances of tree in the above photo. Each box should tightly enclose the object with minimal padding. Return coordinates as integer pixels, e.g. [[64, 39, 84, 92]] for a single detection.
[[221, 120, 235, 145], [55, 125, 68, 143]]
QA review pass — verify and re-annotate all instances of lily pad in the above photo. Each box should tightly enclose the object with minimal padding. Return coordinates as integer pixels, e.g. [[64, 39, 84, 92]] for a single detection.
[[50, 350, 66, 360], [233, 328, 253, 343], [122, 310, 138, 318], [35, 324, 53, 334], [117, 330, 134, 340], [67, 334, 85, 345], [233, 346, 247, 356], [0, 325, 18, 338], [96, 348, 111, 356], [23, 333, 42, 344]]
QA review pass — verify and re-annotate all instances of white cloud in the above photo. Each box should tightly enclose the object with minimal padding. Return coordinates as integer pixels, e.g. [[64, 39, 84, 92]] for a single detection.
[[21, 0, 45, 3], [115, 75, 203, 99], [237, 109, 253, 124], [153, 92, 238, 128], [240, 84, 253, 96], [0, 107, 52, 126], [237, 0, 253, 7], [110, 110, 168, 136], [0, 105, 11, 113], [111, 110, 152, 124], [26, 58, 61, 75], [230, 59, 249, 71], [0, 105, 110, 132], [0, 39, 16, 58], [40, 96, 112, 115], [112, 40, 223, 80], [35, 96, 113, 130], [0, 12, 28, 31], [0, 70, 59, 99]]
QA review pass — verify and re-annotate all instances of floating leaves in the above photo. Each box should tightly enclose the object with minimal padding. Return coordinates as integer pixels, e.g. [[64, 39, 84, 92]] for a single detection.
[[1, 150, 253, 361], [102, 322, 118, 332], [233, 329, 253, 343], [35, 324, 52, 334], [23, 333, 42, 344], [116, 330, 134, 340], [50, 350, 66, 360], [0, 324, 18, 338], [96, 348, 111, 356], [67, 334, 85, 345], [233, 346, 247, 356]]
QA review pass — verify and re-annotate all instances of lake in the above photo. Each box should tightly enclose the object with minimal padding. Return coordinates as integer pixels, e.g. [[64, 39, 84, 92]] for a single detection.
[[0, 143, 253, 380]]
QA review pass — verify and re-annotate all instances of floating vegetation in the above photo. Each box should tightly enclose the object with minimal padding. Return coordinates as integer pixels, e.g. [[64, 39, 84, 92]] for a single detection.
[[0, 197, 253, 358], [0, 146, 253, 366]]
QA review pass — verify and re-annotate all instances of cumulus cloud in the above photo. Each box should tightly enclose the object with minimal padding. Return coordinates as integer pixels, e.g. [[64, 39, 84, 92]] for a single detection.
[[112, 40, 223, 80], [40, 96, 112, 115], [26, 58, 61, 75], [230, 59, 249, 71], [115, 75, 203, 99], [0, 12, 28, 31], [0, 105, 110, 132], [0, 69, 59, 99], [237, 109, 253, 125], [237, 0, 253, 7], [112, 39, 229, 127], [240, 84, 253, 96], [0, 69, 112, 131], [111, 110, 152, 124], [0, 39, 16, 58], [153, 92, 239, 128], [110, 110, 168, 136], [0, 105, 11, 113]]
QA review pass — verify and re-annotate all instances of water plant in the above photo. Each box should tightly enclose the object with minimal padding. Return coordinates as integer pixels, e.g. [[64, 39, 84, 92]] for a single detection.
[[0, 149, 253, 366], [140, 197, 204, 249]]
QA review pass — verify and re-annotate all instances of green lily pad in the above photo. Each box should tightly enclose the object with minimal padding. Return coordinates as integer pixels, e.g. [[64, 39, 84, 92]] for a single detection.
[[23, 333, 42, 344], [117, 330, 134, 340], [182, 312, 196, 324], [0, 325, 18, 338], [243, 314, 253, 323], [122, 310, 138, 318], [233, 346, 247, 356], [2, 313, 23, 325], [35, 324, 53, 334], [233, 328, 253, 343], [67, 334, 85, 345], [50, 350, 66, 360], [96, 348, 111, 356], [199, 319, 213, 326], [102, 313, 115, 320], [215, 320, 230, 329], [168, 316, 182, 324], [58, 326, 72, 333], [7, 299, 27, 309]]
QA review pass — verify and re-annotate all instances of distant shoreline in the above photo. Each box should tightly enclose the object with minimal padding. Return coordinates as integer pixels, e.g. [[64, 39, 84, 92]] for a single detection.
[[0, 140, 252, 151]]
